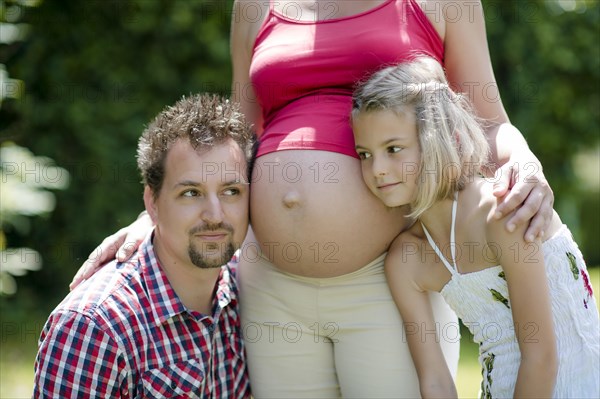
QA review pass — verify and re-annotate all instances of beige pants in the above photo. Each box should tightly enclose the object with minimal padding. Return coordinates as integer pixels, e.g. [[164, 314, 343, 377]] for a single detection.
[[238, 251, 460, 398]]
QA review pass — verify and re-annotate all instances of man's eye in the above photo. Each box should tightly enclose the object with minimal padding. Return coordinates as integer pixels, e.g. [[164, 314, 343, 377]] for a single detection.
[[358, 151, 371, 160]]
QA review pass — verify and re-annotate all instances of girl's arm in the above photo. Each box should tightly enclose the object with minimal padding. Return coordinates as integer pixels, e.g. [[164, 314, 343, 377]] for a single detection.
[[488, 214, 558, 397], [385, 238, 457, 399], [438, 0, 554, 242]]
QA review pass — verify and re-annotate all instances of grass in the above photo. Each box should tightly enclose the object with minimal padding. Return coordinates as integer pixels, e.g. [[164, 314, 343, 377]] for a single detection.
[[1, 268, 599, 398], [0, 318, 43, 398]]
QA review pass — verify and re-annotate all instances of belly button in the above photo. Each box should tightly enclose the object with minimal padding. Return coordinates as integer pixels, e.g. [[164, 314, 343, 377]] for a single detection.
[[282, 191, 302, 209]]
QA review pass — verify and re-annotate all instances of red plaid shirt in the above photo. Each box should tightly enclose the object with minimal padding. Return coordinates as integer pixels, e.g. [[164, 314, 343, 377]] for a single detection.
[[34, 232, 251, 398]]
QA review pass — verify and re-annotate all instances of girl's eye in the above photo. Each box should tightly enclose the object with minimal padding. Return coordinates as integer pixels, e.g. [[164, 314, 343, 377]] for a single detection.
[[358, 151, 371, 160], [388, 146, 402, 154], [222, 188, 241, 196], [181, 189, 200, 197]]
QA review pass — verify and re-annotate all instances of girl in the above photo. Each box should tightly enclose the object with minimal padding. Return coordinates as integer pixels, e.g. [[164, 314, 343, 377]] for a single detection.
[[352, 56, 599, 398]]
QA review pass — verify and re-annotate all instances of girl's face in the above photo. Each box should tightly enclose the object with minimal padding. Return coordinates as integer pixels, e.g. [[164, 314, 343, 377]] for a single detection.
[[353, 109, 421, 207]]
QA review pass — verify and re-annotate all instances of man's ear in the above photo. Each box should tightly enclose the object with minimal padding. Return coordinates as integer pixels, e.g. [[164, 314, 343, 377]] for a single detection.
[[143, 186, 158, 224]]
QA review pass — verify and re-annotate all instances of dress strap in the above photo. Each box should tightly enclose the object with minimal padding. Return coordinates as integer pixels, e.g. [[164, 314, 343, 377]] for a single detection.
[[449, 191, 459, 271], [420, 192, 460, 275]]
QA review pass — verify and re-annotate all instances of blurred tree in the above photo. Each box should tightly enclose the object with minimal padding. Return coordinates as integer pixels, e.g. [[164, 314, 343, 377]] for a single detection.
[[0, 0, 598, 315], [1, 143, 69, 295], [482, 0, 600, 263], [1, 0, 234, 314]]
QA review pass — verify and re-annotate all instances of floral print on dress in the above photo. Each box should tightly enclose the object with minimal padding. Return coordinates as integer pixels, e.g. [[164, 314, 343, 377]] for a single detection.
[[566, 252, 594, 309], [582, 268, 594, 297], [480, 352, 495, 399], [490, 288, 510, 309], [567, 252, 579, 280]]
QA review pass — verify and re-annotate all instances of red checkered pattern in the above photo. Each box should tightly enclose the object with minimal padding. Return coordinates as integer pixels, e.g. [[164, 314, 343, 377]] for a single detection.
[[33, 232, 251, 398]]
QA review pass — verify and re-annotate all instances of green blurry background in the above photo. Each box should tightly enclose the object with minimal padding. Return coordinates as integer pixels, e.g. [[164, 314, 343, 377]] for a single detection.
[[1, 0, 598, 397]]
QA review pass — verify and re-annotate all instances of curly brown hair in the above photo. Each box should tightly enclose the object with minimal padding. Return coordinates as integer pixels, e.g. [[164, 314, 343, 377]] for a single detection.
[[137, 93, 256, 197]]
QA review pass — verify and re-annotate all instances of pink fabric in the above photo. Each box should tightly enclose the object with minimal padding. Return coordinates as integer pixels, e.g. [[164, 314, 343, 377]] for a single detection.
[[250, 0, 444, 158]]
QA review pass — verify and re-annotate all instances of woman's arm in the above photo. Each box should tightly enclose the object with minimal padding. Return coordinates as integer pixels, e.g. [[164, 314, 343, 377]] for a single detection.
[[230, 0, 267, 133], [385, 238, 457, 399], [438, 0, 554, 241], [70, 211, 154, 289], [72, 0, 265, 290], [488, 213, 558, 397]]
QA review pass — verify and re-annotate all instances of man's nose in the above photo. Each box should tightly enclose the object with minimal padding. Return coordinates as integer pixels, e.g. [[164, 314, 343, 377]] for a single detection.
[[201, 194, 225, 224]]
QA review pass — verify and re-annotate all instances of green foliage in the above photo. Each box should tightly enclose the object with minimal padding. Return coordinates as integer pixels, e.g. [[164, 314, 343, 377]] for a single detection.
[[1, 0, 234, 309], [1, 143, 69, 295], [484, 1, 599, 180], [0, 0, 598, 312], [482, 0, 600, 263]]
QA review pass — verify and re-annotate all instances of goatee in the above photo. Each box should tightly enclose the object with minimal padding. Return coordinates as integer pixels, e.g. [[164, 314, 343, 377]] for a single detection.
[[188, 241, 235, 269]]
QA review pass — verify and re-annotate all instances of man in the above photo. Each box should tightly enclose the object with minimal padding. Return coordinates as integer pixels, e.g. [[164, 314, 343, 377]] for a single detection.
[[33, 94, 254, 398]]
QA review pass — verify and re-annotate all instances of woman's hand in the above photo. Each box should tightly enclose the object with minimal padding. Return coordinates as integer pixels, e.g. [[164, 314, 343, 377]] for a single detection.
[[491, 150, 554, 243], [437, 1, 554, 243], [69, 212, 154, 290]]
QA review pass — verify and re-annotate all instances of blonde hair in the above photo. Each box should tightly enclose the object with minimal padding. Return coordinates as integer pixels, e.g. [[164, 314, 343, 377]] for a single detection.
[[351, 57, 490, 218]]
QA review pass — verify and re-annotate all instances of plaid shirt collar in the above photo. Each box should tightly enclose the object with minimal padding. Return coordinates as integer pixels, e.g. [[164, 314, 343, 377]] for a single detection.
[[136, 230, 236, 326]]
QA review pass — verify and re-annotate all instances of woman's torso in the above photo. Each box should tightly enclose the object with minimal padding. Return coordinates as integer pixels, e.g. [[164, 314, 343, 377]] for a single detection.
[[247, 0, 444, 276]]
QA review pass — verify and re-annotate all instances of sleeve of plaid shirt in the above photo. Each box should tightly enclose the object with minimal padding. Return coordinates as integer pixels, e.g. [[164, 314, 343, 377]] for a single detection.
[[33, 310, 128, 398]]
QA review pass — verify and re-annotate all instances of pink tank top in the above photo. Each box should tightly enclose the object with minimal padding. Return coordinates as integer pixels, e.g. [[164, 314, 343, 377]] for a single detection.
[[250, 0, 443, 158]]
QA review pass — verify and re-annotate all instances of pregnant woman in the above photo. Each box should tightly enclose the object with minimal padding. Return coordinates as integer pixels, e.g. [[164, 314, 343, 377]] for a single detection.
[[229, 1, 551, 396]]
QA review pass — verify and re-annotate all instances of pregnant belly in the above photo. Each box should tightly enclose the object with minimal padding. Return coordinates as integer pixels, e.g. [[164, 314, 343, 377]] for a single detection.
[[247, 150, 408, 277]]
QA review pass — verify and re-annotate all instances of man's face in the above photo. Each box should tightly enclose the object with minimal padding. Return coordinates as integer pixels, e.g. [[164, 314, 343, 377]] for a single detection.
[[145, 138, 249, 270]]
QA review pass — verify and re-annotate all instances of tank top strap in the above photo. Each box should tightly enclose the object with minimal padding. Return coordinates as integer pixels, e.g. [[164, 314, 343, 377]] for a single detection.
[[420, 192, 460, 275]]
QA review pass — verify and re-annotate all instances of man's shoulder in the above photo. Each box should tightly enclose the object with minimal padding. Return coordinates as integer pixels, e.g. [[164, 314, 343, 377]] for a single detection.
[[55, 258, 146, 326], [35, 261, 144, 399]]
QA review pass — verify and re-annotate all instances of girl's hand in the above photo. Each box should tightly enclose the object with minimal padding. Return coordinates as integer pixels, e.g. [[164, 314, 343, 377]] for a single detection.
[[491, 151, 554, 243], [69, 212, 154, 290]]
